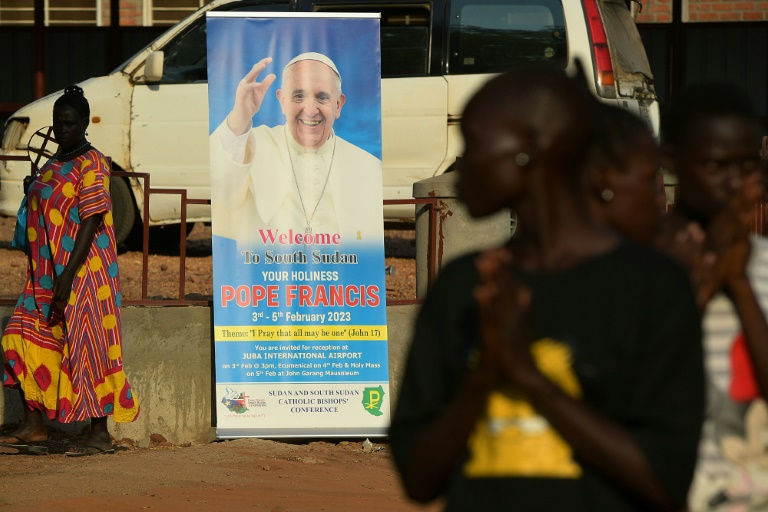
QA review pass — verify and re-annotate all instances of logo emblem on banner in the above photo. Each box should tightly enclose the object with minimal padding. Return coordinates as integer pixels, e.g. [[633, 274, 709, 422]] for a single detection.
[[362, 386, 385, 416], [222, 388, 249, 414]]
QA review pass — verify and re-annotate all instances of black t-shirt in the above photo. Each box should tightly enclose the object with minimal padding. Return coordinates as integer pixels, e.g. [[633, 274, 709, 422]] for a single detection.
[[390, 241, 704, 511]]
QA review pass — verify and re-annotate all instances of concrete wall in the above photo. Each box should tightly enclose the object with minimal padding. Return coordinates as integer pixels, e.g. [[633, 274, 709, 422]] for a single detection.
[[0, 304, 419, 445]]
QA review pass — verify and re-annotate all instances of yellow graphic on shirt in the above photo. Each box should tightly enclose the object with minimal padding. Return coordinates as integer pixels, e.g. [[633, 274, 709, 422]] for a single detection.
[[464, 338, 583, 478]]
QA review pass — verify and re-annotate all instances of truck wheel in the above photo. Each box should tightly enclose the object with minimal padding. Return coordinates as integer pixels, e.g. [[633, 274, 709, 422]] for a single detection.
[[149, 223, 196, 252], [124, 222, 195, 253], [111, 176, 136, 246]]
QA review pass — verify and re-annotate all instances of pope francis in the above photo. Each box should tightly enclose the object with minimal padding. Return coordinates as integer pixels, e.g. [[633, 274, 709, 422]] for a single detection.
[[210, 52, 384, 247]]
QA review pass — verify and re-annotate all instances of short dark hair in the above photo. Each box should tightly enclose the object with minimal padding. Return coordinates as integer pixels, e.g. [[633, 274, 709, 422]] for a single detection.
[[664, 82, 756, 146]]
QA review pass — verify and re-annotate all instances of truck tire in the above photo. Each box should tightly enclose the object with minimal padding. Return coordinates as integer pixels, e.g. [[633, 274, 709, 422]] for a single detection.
[[111, 176, 137, 247], [124, 221, 195, 253], [149, 223, 195, 252]]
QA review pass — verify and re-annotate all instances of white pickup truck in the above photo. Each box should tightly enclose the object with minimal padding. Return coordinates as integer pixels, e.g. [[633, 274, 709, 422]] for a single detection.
[[0, 0, 658, 245]]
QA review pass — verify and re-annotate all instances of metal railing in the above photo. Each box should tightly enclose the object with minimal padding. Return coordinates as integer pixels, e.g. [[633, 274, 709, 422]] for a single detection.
[[0, 158, 436, 306], [115, 170, 437, 306], [112, 170, 208, 306], [384, 198, 438, 306], [112, 172, 437, 307], [753, 195, 767, 236], [5, 152, 768, 308]]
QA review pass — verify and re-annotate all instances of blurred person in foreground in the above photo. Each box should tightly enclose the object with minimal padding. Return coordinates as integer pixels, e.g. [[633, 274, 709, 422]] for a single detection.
[[0, 85, 139, 456], [389, 67, 705, 511]]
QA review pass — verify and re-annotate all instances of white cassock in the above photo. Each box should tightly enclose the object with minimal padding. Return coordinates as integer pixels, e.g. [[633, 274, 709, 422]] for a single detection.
[[210, 122, 384, 247]]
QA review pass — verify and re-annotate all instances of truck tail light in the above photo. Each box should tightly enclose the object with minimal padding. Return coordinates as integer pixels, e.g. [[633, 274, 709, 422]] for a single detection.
[[583, 0, 616, 98]]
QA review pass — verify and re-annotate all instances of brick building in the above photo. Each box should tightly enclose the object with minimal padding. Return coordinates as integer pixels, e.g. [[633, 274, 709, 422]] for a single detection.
[[630, 0, 768, 129], [0, 0, 213, 27], [0, 0, 763, 26], [638, 0, 768, 23]]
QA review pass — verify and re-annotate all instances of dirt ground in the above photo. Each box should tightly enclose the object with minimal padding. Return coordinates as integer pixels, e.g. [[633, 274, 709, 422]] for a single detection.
[[0, 217, 431, 511], [0, 437, 441, 511]]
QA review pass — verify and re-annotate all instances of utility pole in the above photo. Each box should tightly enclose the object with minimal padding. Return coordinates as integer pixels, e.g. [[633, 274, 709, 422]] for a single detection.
[[109, 0, 121, 70], [668, 0, 684, 102]]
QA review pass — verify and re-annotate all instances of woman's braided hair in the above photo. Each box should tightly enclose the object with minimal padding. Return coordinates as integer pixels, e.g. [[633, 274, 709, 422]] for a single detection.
[[53, 84, 90, 120]]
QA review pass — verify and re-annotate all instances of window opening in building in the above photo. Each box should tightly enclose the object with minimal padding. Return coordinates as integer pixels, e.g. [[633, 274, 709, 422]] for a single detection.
[[0, 0, 100, 26]]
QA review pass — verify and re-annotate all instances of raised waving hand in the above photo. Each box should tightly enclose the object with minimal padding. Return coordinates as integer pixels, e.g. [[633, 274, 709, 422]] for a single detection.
[[226, 57, 277, 136]]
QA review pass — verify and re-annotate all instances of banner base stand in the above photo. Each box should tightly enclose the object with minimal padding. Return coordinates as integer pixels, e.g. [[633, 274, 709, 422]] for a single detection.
[[217, 427, 388, 439]]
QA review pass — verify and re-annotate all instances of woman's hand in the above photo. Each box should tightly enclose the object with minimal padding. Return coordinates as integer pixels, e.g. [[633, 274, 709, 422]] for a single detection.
[[659, 221, 718, 309], [23, 175, 36, 195], [52, 269, 75, 303], [709, 172, 763, 289], [474, 248, 541, 391]]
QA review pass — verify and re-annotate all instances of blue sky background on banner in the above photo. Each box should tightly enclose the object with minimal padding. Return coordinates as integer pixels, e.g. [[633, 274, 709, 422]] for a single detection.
[[207, 15, 382, 159]]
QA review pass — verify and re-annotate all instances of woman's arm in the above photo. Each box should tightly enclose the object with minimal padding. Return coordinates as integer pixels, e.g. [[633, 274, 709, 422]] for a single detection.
[[711, 173, 768, 398], [52, 214, 102, 302], [397, 369, 492, 502], [725, 270, 768, 399], [521, 374, 681, 510]]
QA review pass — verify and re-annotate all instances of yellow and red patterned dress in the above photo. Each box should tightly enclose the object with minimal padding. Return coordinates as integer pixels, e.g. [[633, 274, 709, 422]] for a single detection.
[[1, 149, 139, 423]]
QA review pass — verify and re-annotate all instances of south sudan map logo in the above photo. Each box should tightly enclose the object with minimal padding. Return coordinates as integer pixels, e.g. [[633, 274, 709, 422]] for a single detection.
[[221, 387, 249, 414], [362, 386, 384, 416]]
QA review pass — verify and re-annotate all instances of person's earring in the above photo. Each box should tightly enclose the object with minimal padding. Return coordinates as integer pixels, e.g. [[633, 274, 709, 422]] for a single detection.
[[515, 152, 530, 167], [601, 189, 614, 202]]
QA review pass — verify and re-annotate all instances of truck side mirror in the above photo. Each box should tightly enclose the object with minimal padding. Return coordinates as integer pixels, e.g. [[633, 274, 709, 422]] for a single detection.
[[144, 51, 165, 83]]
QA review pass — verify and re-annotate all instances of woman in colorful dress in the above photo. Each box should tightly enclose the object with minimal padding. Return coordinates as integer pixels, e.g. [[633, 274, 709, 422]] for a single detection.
[[0, 85, 139, 456]]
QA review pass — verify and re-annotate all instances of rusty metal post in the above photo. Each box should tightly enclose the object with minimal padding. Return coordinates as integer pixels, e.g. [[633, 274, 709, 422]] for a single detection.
[[142, 175, 151, 300], [383, 198, 437, 306], [179, 191, 187, 300], [150, 188, 189, 300], [413, 173, 511, 299], [33, 0, 45, 98]]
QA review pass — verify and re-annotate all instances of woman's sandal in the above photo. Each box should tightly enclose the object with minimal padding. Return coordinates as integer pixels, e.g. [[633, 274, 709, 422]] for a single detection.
[[64, 444, 115, 457], [0, 435, 49, 455]]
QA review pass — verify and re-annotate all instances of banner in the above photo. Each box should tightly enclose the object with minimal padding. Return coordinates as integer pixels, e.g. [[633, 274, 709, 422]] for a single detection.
[[207, 13, 388, 437]]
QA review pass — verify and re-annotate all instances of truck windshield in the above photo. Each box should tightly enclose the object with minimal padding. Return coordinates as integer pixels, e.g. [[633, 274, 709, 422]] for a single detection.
[[448, 0, 566, 74], [314, 3, 431, 77], [164, 2, 292, 83]]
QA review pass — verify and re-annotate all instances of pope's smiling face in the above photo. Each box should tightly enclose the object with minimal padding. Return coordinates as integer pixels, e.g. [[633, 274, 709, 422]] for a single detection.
[[277, 60, 346, 150]]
